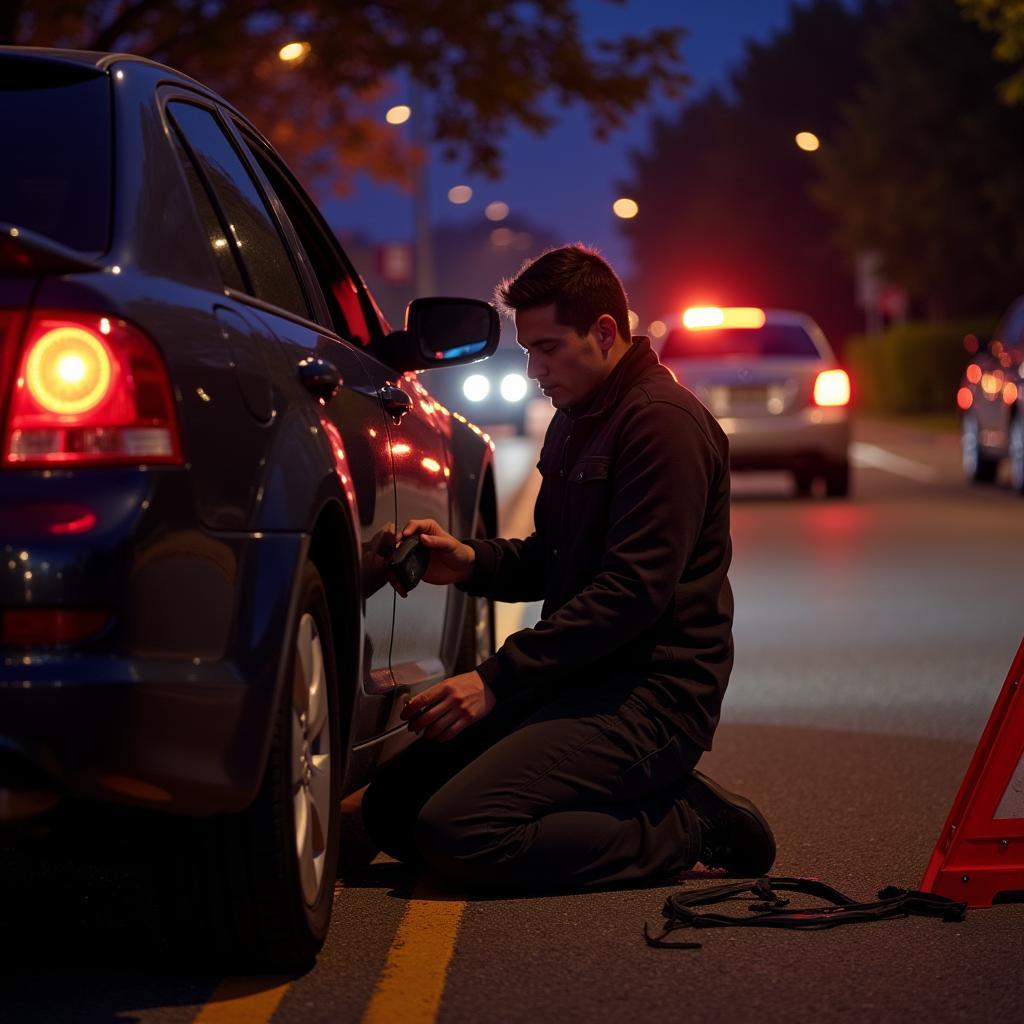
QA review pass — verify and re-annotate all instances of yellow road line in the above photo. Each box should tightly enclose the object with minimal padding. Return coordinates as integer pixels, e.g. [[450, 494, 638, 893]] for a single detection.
[[192, 975, 292, 1024], [361, 879, 467, 1024]]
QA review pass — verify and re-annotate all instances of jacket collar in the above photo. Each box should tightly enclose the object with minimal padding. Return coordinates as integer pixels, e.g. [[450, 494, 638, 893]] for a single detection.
[[568, 336, 658, 421]]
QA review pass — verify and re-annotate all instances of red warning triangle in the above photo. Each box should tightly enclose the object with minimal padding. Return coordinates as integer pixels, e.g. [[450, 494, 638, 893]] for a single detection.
[[921, 636, 1024, 907]]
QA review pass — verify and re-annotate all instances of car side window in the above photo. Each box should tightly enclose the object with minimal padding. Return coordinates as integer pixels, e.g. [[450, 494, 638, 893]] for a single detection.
[[236, 128, 378, 347], [167, 102, 310, 321], [168, 127, 246, 291]]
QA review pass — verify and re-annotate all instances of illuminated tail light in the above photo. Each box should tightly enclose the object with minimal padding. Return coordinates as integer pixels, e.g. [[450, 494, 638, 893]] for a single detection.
[[2, 312, 182, 467], [813, 369, 851, 407]]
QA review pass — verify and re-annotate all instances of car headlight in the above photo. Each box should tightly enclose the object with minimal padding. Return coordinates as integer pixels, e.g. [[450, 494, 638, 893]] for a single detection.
[[500, 373, 528, 402], [463, 374, 490, 402]]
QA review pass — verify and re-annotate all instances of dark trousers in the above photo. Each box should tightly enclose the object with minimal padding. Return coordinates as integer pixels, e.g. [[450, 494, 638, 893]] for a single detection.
[[361, 683, 704, 891]]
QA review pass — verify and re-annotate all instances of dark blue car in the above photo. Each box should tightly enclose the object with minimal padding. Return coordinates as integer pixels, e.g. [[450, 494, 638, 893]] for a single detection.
[[0, 46, 500, 966]]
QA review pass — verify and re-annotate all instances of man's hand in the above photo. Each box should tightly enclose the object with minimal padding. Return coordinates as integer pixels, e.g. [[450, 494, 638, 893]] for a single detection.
[[401, 671, 496, 742], [397, 518, 475, 586]]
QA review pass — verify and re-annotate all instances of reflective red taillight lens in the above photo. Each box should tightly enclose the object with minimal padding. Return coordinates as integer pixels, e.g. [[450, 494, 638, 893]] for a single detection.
[[0, 608, 112, 646], [2, 312, 182, 467], [813, 369, 851, 407]]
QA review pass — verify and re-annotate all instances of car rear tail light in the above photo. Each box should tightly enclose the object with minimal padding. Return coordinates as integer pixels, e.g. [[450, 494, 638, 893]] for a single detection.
[[813, 369, 851, 407], [2, 312, 182, 467], [0, 608, 111, 646]]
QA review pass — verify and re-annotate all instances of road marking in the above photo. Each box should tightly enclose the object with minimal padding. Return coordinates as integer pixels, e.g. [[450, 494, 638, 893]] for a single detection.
[[192, 976, 292, 1023], [850, 442, 939, 482], [361, 878, 466, 1024]]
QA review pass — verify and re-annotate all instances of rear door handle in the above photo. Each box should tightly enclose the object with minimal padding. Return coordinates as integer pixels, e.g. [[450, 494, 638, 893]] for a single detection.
[[298, 357, 342, 401], [379, 385, 413, 419]]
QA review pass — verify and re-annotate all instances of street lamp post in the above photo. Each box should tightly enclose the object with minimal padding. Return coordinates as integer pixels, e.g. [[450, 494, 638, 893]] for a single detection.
[[408, 82, 435, 297]]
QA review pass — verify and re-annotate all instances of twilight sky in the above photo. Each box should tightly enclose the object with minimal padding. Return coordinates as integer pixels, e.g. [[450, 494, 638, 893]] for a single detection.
[[325, 0, 798, 276]]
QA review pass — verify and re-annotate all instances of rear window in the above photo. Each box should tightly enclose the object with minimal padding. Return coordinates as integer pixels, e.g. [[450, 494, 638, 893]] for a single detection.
[[0, 71, 111, 253], [661, 324, 820, 360]]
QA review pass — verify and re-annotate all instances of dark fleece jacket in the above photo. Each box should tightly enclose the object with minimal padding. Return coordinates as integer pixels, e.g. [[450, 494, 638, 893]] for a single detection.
[[459, 336, 733, 750]]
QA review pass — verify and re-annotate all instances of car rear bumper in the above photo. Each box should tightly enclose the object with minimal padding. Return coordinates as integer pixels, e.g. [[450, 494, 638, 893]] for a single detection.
[[721, 408, 850, 470], [0, 469, 306, 819]]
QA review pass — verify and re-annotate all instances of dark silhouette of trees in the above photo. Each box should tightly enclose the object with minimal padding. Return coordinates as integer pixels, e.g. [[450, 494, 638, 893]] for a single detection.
[[619, 1, 886, 347], [816, 0, 1024, 319], [3, 0, 686, 195]]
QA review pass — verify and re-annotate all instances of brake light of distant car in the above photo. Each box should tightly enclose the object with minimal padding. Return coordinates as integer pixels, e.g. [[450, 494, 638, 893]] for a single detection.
[[957, 387, 974, 411], [682, 306, 767, 330], [812, 369, 851, 407], [3, 312, 182, 467]]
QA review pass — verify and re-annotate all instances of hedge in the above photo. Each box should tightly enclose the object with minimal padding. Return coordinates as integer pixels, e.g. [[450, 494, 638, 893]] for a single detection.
[[844, 317, 998, 415]]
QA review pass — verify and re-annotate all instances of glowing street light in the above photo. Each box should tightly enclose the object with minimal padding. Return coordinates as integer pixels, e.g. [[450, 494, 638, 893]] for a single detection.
[[278, 41, 311, 64], [485, 201, 509, 221], [613, 197, 639, 219], [448, 185, 473, 205], [795, 131, 820, 152], [386, 104, 411, 125]]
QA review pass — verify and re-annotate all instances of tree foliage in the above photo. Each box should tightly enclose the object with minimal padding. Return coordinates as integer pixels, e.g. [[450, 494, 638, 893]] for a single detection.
[[960, 0, 1024, 103], [619, 1, 885, 346], [815, 0, 1024, 318], [2, 0, 686, 195]]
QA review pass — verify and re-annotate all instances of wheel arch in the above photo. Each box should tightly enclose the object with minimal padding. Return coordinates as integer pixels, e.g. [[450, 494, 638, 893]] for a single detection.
[[305, 494, 363, 793]]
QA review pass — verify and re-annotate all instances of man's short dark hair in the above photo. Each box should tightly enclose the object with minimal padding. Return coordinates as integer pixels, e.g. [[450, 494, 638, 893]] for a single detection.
[[495, 244, 632, 342]]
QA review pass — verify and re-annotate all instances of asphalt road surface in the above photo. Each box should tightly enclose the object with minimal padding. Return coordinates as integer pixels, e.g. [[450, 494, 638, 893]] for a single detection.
[[4, 416, 1023, 1024]]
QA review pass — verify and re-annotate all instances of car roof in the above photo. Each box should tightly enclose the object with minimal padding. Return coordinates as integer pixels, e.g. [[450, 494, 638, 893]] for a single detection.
[[0, 45, 224, 100]]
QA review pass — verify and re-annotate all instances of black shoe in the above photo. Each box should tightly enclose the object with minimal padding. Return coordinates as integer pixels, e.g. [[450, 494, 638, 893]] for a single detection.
[[681, 770, 776, 876]]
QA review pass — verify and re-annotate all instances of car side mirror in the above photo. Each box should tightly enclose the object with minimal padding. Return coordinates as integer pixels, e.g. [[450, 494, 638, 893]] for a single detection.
[[375, 297, 500, 372]]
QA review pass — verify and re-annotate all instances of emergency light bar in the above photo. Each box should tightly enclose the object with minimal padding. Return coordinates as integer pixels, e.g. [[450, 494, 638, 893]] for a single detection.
[[682, 307, 767, 330]]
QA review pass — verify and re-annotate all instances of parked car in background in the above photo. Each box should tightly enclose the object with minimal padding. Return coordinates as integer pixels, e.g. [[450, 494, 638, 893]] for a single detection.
[[655, 307, 852, 497], [957, 296, 1024, 492], [0, 46, 500, 968], [419, 343, 540, 435]]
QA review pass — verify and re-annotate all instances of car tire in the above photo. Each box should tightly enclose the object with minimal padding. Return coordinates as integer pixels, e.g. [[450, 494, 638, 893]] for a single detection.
[[1008, 416, 1024, 494], [792, 470, 814, 498], [824, 462, 850, 499], [158, 561, 341, 970], [961, 413, 998, 483]]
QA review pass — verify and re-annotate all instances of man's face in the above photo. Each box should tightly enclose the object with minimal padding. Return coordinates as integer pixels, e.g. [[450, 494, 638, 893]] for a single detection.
[[515, 304, 616, 410]]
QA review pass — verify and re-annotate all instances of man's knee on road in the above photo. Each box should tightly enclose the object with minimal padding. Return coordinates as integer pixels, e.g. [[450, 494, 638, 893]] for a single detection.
[[414, 790, 529, 883]]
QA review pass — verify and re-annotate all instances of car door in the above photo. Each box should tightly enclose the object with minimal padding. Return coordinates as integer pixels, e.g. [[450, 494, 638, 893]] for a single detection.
[[231, 126, 452, 706], [164, 97, 397, 712]]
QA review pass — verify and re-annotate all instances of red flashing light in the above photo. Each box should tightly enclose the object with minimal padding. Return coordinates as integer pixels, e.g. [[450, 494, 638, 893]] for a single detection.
[[813, 369, 851, 407], [682, 306, 767, 330], [957, 387, 974, 411], [3, 312, 182, 468]]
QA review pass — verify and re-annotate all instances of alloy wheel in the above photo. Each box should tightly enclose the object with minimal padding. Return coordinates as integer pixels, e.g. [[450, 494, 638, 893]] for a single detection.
[[961, 415, 980, 478], [292, 612, 332, 907]]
